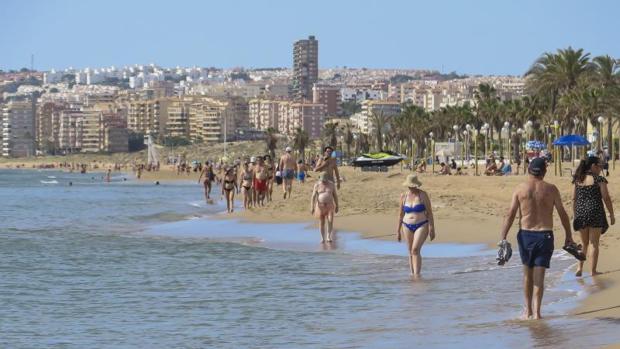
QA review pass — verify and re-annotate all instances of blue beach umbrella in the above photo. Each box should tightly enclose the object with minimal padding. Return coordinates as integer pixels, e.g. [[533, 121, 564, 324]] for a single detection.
[[526, 140, 546, 149], [552, 134, 590, 146]]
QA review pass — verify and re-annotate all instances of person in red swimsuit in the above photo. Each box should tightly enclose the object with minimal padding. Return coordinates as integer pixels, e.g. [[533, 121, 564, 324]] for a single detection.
[[253, 157, 268, 206]]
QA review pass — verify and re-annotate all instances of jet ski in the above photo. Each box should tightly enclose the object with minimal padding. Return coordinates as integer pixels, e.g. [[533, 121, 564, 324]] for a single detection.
[[352, 151, 406, 167]]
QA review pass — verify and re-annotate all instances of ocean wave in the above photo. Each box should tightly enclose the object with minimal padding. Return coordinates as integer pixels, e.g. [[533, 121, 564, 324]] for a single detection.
[[40, 180, 58, 184]]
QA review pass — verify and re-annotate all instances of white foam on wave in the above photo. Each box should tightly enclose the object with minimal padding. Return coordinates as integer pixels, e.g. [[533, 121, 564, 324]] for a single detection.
[[47, 175, 57, 179], [40, 180, 59, 184], [452, 263, 521, 275]]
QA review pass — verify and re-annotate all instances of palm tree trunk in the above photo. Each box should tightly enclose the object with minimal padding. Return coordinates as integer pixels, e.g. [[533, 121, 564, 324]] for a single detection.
[[608, 115, 613, 166]]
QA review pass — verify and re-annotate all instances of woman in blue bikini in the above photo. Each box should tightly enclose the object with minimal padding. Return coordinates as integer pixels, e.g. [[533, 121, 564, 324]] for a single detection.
[[397, 174, 436, 277]]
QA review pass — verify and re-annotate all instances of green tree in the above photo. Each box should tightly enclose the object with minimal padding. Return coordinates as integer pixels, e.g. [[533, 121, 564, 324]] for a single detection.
[[369, 111, 391, 151], [592, 55, 620, 150], [342, 122, 355, 157], [322, 122, 339, 149], [341, 100, 362, 116], [293, 127, 309, 160], [264, 127, 278, 159]]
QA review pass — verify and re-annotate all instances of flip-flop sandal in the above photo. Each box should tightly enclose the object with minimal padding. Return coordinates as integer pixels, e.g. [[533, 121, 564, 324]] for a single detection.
[[563, 243, 586, 261], [497, 240, 513, 266]]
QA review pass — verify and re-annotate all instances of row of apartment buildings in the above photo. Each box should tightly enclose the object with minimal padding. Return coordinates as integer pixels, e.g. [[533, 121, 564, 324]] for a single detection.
[[0, 99, 128, 157]]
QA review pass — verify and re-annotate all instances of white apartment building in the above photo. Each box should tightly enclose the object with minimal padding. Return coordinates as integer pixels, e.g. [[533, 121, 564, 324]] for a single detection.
[[249, 99, 280, 131], [1, 100, 36, 157], [80, 110, 104, 153], [58, 109, 84, 152], [162, 99, 189, 138], [360, 100, 401, 135], [127, 100, 162, 135], [188, 98, 236, 143]]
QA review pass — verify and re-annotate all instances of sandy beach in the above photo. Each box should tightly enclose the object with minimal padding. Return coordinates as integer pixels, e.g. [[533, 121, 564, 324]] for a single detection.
[[3, 150, 619, 323]]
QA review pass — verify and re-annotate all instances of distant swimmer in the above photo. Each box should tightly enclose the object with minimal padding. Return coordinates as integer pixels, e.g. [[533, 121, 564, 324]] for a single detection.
[[499, 158, 574, 320], [279, 146, 296, 199], [397, 174, 435, 277], [105, 169, 111, 182], [310, 172, 339, 243]]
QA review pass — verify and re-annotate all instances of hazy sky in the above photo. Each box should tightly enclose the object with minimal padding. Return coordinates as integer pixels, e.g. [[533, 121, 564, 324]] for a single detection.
[[2, 0, 619, 75]]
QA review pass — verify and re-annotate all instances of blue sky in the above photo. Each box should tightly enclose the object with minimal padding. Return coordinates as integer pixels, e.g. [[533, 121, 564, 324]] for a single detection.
[[1, 0, 619, 75]]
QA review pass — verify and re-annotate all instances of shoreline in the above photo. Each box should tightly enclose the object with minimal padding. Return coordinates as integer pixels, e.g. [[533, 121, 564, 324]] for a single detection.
[[2, 163, 619, 322]]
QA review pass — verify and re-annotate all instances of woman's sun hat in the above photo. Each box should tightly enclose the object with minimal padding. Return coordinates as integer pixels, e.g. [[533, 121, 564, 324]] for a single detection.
[[402, 174, 422, 187]]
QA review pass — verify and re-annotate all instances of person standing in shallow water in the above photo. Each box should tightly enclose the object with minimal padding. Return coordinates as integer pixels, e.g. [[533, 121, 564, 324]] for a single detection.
[[572, 156, 615, 277], [310, 173, 339, 243], [499, 158, 574, 320], [198, 161, 214, 201], [397, 174, 435, 277]]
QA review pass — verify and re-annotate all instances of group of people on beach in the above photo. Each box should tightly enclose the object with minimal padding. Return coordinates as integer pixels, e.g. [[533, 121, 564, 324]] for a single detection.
[[195, 145, 342, 243], [401, 154, 614, 320]]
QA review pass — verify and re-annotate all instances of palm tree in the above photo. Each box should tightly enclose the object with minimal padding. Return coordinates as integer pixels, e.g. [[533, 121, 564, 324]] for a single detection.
[[369, 111, 390, 151], [293, 127, 309, 161], [358, 133, 370, 153], [475, 83, 500, 151], [264, 127, 278, 159], [322, 122, 338, 148], [342, 122, 355, 158], [592, 55, 620, 156], [526, 47, 594, 130]]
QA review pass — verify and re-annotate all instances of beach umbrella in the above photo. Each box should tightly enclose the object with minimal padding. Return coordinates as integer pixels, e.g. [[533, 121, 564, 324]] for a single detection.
[[552, 134, 590, 146], [526, 140, 546, 149], [553, 135, 590, 173]]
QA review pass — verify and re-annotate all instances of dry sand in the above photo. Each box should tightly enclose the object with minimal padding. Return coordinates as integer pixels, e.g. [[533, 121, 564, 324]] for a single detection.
[[2, 149, 619, 322]]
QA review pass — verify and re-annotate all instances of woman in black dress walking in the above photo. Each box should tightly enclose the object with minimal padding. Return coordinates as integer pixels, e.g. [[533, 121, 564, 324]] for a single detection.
[[572, 156, 615, 276]]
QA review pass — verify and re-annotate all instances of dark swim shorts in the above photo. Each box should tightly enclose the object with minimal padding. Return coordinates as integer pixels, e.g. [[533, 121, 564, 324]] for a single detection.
[[283, 169, 295, 180], [517, 230, 554, 268]]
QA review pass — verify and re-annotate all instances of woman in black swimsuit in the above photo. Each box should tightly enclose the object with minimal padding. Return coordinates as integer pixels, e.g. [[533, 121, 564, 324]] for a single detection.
[[221, 167, 238, 213], [240, 162, 254, 209], [572, 156, 615, 277]]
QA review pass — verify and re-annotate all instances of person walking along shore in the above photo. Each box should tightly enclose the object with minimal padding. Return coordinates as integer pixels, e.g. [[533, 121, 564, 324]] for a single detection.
[[310, 173, 339, 243], [572, 156, 615, 277], [499, 158, 574, 320], [397, 174, 435, 277]]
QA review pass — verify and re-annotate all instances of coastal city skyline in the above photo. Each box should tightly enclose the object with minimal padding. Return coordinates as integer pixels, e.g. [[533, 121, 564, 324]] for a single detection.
[[3, 0, 620, 75]]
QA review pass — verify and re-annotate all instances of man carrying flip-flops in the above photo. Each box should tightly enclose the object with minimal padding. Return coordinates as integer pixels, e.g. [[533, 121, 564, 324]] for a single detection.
[[499, 157, 575, 320]]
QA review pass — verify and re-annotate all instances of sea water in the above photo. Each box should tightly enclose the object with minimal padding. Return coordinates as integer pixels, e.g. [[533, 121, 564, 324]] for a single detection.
[[1, 169, 619, 348]]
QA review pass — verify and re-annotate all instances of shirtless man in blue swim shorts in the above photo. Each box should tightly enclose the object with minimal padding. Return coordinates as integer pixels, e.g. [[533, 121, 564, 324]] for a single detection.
[[279, 146, 297, 199], [499, 157, 574, 320]]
